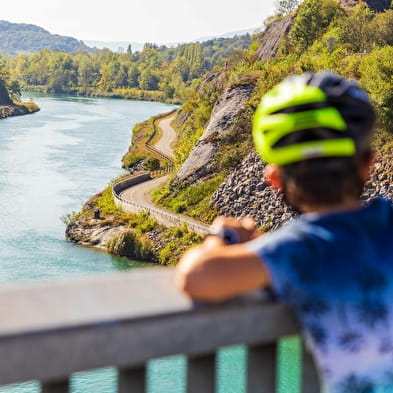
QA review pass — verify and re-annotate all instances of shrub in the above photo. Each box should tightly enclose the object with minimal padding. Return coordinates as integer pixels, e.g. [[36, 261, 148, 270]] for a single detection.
[[289, 0, 340, 53], [107, 230, 153, 260], [130, 211, 157, 234], [143, 157, 160, 171], [359, 46, 393, 131], [158, 224, 202, 265]]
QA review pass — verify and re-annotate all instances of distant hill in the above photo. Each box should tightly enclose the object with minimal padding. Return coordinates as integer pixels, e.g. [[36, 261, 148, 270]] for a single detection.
[[83, 27, 261, 54], [191, 27, 261, 42], [0, 20, 90, 55], [83, 40, 144, 53]]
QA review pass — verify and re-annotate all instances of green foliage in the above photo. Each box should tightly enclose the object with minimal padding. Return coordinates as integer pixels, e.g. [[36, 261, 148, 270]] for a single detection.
[[93, 184, 124, 216], [61, 211, 81, 225], [129, 211, 157, 234], [143, 157, 160, 171], [154, 176, 224, 222], [334, 4, 375, 52], [275, 0, 300, 15], [107, 230, 154, 260], [289, 0, 341, 53], [173, 73, 227, 165], [359, 46, 393, 129], [5, 33, 252, 103], [7, 79, 21, 100], [158, 224, 202, 265]]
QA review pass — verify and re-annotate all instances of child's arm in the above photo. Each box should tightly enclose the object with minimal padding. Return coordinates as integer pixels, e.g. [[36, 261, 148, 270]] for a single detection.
[[175, 217, 271, 302]]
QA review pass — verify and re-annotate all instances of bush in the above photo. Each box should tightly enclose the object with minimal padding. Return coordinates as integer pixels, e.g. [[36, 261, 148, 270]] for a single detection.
[[359, 46, 393, 131], [158, 224, 202, 265], [143, 157, 160, 171], [289, 0, 341, 53], [130, 211, 157, 234], [107, 230, 153, 260]]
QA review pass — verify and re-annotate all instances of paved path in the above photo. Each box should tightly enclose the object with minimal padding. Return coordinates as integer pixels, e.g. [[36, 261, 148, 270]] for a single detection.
[[120, 115, 175, 206], [120, 175, 169, 208], [117, 114, 209, 234], [154, 117, 177, 159]]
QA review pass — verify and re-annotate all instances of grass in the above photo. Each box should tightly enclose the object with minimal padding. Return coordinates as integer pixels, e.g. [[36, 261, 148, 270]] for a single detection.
[[152, 175, 224, 223]]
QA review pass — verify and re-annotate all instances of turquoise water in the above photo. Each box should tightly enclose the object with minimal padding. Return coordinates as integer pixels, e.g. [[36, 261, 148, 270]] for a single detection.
[[0, 95, 175, 283], [0, 95, 299, 392]]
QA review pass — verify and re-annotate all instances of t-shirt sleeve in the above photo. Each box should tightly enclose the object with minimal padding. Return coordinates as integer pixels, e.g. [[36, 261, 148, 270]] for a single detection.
[[246, 224, 312, 298]]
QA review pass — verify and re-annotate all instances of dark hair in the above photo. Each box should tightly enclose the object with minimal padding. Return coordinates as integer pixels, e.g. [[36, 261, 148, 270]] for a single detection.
[[278, 153, 371, 211]]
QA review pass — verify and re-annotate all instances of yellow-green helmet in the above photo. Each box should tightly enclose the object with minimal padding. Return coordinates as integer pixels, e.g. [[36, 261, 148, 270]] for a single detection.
[[252, 71, 376, 166]]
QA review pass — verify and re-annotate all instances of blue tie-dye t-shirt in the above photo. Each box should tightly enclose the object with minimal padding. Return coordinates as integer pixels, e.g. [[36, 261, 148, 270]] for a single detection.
[[247, 198, 393, 393]]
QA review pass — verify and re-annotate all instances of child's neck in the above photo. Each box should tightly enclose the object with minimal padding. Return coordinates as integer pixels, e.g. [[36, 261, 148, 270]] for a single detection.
[[299, 198, 363, 215]]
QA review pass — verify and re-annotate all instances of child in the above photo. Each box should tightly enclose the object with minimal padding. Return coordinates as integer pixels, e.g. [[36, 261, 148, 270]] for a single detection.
[[176, 71, 393, 393]]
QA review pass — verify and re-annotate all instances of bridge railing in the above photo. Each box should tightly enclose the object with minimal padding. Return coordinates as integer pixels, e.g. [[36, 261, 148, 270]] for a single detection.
[[0, 268, 320, 393], [112, 174, 210, 236]]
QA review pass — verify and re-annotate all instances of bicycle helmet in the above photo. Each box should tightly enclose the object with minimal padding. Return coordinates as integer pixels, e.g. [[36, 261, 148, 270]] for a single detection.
[[252, 71, 376, 166]]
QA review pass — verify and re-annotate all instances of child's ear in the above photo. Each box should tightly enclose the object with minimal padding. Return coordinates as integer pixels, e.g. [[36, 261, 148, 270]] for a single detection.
[[359, 151, 375, 183], [264, 164, 283, 191]]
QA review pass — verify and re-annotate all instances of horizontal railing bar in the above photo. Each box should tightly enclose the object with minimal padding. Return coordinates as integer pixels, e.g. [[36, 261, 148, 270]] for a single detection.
[[0, 269, 299, 385]]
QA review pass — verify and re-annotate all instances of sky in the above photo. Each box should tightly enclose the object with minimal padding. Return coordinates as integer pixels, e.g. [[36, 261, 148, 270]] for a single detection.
[[2, 0, 277, 44]]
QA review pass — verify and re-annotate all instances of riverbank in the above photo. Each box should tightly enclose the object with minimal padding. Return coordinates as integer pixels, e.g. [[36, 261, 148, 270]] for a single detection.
[[65, 112, 203, 265], [65, 183, 202, 266], [22, 85, 181, 105], [0, 101, 40, 119]]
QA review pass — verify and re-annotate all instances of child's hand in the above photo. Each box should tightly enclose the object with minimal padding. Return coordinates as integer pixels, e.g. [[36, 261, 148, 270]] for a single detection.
[[209, 216, 260, 244]]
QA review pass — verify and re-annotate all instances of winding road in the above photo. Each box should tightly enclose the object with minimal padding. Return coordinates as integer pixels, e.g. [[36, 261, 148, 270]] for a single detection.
[[118, 115, 209, 234], [153, 117, 177, 159]]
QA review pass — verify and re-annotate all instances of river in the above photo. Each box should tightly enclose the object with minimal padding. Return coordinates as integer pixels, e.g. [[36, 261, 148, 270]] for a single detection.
[[0, 94, 299, 393]]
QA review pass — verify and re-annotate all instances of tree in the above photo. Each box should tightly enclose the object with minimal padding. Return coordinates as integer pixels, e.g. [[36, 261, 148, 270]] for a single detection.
[[76, 54, 98, 94], [8, 80, 21, 101], [0, 61, 12, 105], [97, 63, 114, 92], [275, 0, 300, 15], [359, 46, 393, 130], [290, 0, 340, 52], [47, 52, 77, 92], [335, 4, 375, 52], [138, 69, 159, 90]]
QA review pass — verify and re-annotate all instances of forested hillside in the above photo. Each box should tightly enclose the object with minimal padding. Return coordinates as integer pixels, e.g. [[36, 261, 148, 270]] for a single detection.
[[4, 34, 252, 102], [0, 20, 89, 55], [152, 0, 393, 223]]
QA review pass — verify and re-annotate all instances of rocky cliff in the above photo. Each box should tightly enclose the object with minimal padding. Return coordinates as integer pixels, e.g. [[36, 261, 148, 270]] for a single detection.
[[212, 150, 393, 230], [254, 16, 294, 61], [339, 0, 391, 11], [174, 79, 256, 186]]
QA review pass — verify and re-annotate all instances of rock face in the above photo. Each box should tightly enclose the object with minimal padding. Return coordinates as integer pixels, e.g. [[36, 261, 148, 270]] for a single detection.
[[174, 82, 255, 186], [66, 218, 126, 250], [339, 0, 391, 11], [254, 16, 294, 61], [212, 150, 393, 230]]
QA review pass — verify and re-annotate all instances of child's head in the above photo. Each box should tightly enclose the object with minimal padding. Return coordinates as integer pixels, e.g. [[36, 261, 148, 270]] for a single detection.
[[252, 71, 376, 211]]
